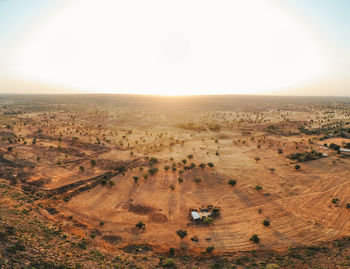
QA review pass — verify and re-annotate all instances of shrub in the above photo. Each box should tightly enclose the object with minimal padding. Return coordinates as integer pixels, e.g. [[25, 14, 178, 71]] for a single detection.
[[91, 159, 96, 166], [77, 239, 87, 250], [149, 157, 158, 166], [329, 143, 340, 151], [178, 177, 183, 183], [206, 246, 215, 254], [254, 157, 261, 162], [207, 162, 214, 167], [148, 168, 159, 175], [194, 178, 202, 183], [255, 185, 262, 191], [278, 148, 283, 154], [199, 163, 206, 169], [176, 229, 187, 239], [187, 154, 193, 159], [133, 176, 139, 183], [250, 234, 260, 243], [228, 179, 236, 186], [136, 221, 145, 229], [79, 166, 84, 172], [263, 220, 270, 227], [202, 217, 213, 224], [163, 258, 175, 267], [295, 164, 301, 170], [332, 198, 340, 204], [190, 236, 199, 242], [109, 181, 115, 187], [288, 150, 322, 162], [164, 165, 170, 171]]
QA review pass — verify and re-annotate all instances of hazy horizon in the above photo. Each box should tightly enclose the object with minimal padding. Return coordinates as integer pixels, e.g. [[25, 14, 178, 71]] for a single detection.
[[0, 0, 349, 96]]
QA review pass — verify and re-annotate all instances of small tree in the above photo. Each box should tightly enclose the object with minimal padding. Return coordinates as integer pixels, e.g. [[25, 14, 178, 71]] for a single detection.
[[294, 164, 301, 170], [199, 163, 206, 169], [255, 185, 262, 191], [176, 229, 187, 239], [228, 179, 236, 186], [206, 246, 215, 254], [254, 157, 261, 162], [79, 166, 85, 172], [91, 159, 96, 166], [263, 220, 270, 227], [178, 177, 184, 183], [207, 162, 214, 168], [250, 234, 260, 243], [135, 221, 145, 229], [148, 168, 159, 175], [202, 217, 213, 224], [164, 165, 170, 171], [133, 176, 139, 184]]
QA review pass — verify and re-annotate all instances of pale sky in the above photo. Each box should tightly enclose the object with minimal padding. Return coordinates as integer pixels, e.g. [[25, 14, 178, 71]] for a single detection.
[[0, 0, 349, 96]]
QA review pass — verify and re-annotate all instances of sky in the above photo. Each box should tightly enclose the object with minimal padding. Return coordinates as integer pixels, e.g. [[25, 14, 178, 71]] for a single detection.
[[0, 0, 349, 96]]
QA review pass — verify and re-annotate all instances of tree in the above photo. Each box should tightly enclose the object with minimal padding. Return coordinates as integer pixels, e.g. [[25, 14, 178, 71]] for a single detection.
[[206, 246, 215, 254], [181, 159, 187, 165], [202, 217, 213, 224], [149, 157, 158, 166], [263, 220, 270, 227], [250, 234, 260, 243], [187, 154, 193, 159], [176, 229, 187, 239], [135, 221, 145, 229], [91, 159, 96, 166], [79, 166, 85, 172], [133, 176, 139, 183], [255, 185, 262, 191], [277, 148, 283, 154], [294, 164, 301, 170], [207, 162, 214, 168], [199, 163, 206, 169], [178, 177, 183, 183], [254, 157, 261, 162], [148, 168, 159, 175], [228, 179, 236, 186], [164, 165, 170, 171]]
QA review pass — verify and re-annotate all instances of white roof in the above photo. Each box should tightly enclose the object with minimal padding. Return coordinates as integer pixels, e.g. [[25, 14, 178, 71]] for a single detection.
[[340, 148, 350, 152], [191, 211, 200, 220]]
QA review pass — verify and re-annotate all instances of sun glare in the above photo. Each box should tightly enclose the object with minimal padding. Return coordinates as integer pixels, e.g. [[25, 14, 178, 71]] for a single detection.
[[11, 0, 331, 95]]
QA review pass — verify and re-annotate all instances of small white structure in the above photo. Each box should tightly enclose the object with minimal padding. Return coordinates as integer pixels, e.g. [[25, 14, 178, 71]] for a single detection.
[[191, 211, 200, 220], [340, 148, 350, 153]]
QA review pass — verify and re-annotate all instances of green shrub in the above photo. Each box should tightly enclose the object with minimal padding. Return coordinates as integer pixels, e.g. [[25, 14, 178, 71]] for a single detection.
[[250, 234, 260, 243], [228, 179, 236, 186], [176, 229, 187, 239], [263, 220, 270, 227]]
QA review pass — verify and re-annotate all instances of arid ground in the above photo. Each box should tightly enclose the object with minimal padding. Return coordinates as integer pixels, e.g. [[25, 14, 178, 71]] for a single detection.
[[1, 94, 350, 268]]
